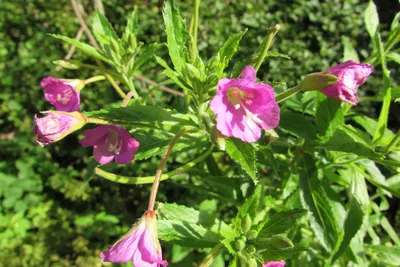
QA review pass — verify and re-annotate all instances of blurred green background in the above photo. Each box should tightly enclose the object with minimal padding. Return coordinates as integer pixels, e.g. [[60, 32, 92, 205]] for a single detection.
[[0, 0, 399, 266]]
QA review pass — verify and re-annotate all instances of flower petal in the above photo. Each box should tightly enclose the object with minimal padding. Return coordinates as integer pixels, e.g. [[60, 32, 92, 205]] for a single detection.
[[93, 143, 115, 164], [240, 65, 256, 82], [80, 126, 110, 147]]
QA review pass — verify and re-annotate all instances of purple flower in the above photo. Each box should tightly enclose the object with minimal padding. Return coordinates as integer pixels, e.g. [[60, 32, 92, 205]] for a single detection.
[[321, 60, 373, 105], [33, 111, 87, 146], [41, 77, 84, 112], [263, 260, 286, 267], [100, 210, 168, 267], [80, 125, 139, 165], [210, 66, 280, 143]]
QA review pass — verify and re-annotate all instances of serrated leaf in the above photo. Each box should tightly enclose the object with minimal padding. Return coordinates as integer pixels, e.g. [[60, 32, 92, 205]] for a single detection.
[[266, 52, 290, 59], [84, 101, 197, 132], [158, 220, 220, 248], [131, 43, 162, 74], [330, 167, 368, 263], [50, 34, 113, 64], [260, 245, 307, 261], [92, 10, 118, 49], [217, 30, 247, 74], [364, 1, 379, 39], [316, 94, 344, 140], [298, 156, 339, 252], [225, 138, 257, 183], [279, 110, 316, 139], [125, 10, 138, 36], [236, 185, 261, 224], [259, 209, 308, 236], [342, 36, 360, 62], [319, 125, 378, 158], [163, 0, 188, 73]]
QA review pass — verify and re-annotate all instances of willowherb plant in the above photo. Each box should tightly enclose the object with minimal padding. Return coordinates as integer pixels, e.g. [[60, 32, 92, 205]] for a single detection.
[[34, 0, 400, 266]]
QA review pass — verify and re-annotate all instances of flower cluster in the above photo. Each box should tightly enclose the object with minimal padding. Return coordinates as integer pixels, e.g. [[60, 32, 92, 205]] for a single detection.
[[34, 59, 372, 265]]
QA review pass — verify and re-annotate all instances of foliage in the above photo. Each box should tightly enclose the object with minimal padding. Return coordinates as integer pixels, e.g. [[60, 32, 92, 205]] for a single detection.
[[1, 0, 400, 266]]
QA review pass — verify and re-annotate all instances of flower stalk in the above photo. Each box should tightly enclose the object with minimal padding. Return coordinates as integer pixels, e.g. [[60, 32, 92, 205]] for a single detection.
[[84, 75, 106, 85], [275, 85, 302, 103], [148, 129, 186, 211]]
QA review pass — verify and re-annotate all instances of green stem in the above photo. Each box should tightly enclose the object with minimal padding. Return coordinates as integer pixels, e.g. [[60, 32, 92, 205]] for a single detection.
[[95, 59, 126, 99], [199, 243, 224, 267], [94, 146, 214, 185], [122, 75, 139, 99], [384, 131, 400, 154], [190, 0, 200, 61], [275, 85, 302, 103], [253, 24, 280, 71], [84, 75, 106, 84]]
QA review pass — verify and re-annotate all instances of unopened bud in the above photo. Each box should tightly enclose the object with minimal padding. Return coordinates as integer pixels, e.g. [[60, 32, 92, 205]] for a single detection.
[[235, 239, 246, 251], [245, 245, 256, 255], [299, 72, 339, 92], [263, 130, 279, 145], [241, 215, 252, 234], [247, 230, 258, 240]]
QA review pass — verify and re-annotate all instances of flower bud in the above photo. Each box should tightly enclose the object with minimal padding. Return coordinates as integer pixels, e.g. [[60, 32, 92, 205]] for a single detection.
[[263, 129, 279, 145], [299, 72, 339, 92], [235, 239, 246, 251], [33, 111, 87, 146], [246, 230, 258, 240], [245, 245, 256, 255], [241, 214, 252, 234]]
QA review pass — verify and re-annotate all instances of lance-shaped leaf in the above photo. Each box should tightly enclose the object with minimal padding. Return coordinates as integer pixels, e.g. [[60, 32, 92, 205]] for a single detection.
[[364, 0, 379, 39], [157, 220, 220, 248], [215, 30, 247, 76], [330, 167, 369, 263], [259, 209, 308, 236], [279, 110, 316, 140], [92, 10, 118, 49], [84, 101, 197, 132], [225, 138, 257, 183], [298, 156, 340, 252], [163, 0, 188, 73], [365, 245, 400, 266], [50, 34, 113, 64], [315, 94, 344, 140], [130, 43, 163, 75], [319, 125, 379, 159]]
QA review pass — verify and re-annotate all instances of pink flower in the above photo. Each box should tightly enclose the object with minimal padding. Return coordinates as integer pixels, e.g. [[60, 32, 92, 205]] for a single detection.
[[41, 77, 84, 112], [210, 66, 280, 143], [80, 125, 139, 164], [100, 210, 168, 267], [33, 111, 87, 146], [321, 60, 373, 105], [263, 260, 286, 267]]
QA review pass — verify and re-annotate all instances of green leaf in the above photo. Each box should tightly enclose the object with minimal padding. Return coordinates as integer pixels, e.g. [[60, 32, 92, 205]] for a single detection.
[[133, 129, 207, 160], [330, 167, 368, 263], [92, 10, 118, 48], [381, 216, 400, 246], [256, 235, 294, 251], [319, 125, 378, 158], [131, 43, 163, 74], [364, 0, 379, 39], [125, 10, 138, 36], [217, 30, 247, 74], [373, 33, 392, 144], [259, 209, 307, 236], [365, 245, 400, 266], [158, 220, 220, 248], [84, 101, 197, 132], [50, 34, 113, 64], [316, 94, 344, 140], [225, 138, 257, 183], [342, 36, 360, 62], [386, 52, 400, 64], [298, 156, 339, 252], [279, 110, 316, 139], [259, 245, 307, 261], [163, 0, 188, 73], [265, 52, 290, 60], [237, 185, 262, 222]]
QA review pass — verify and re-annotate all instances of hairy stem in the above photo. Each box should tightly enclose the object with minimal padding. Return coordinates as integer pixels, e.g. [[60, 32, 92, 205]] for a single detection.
[[84, 75, 106, 84], [148, 129, 186, 211], [275, 85, 302, 103]]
